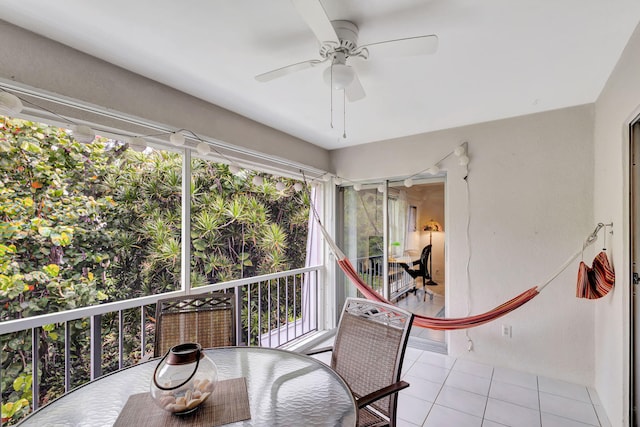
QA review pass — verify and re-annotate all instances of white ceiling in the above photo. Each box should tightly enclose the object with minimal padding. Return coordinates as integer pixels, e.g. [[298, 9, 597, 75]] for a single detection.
[[1, 0, 639, 150]]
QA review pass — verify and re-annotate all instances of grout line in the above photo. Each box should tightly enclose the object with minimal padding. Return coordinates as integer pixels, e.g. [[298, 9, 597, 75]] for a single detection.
[[420, 354, 456, 424], [481, 368, 495, 424], [586, 387, 603, 427], [537, 375, 543, 427], [539, 411, 602, 427]]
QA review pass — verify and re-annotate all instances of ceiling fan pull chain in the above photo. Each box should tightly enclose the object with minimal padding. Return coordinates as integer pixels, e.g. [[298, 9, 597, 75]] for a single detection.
[[343, 89, 347, 139], [329, 62, 334, 129]]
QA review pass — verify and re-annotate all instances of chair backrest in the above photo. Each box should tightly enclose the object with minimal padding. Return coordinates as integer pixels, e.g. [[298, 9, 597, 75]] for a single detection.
[[154, 292, 235, 357], [419, 244, 432, 270], [330, 298, 414, 423]]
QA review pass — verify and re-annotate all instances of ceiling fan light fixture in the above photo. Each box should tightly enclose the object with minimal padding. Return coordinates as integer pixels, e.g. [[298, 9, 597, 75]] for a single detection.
[[323, 63, 355, 90]]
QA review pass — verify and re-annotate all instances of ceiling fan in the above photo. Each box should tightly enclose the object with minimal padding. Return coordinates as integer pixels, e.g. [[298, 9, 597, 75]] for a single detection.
[[255, 0, 439, 102]]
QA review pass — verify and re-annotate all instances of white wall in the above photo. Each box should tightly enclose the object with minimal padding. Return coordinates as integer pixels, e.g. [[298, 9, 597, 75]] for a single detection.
[[593, 21, 640, 427], [331, 105, 596, 385]]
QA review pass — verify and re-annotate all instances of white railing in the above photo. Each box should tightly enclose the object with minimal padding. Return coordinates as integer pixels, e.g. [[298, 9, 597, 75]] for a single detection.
[[352, 256, 415, 301], [0, 266, 321, 417]]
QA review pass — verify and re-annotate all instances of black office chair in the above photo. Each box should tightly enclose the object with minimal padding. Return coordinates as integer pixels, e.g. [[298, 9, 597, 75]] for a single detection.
[[398, 244, 432, 289]]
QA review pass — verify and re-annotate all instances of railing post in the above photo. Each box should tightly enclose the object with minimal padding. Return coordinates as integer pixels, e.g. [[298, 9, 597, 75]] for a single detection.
[[293, 277, 297, 335], [299, 274, 304, 335], [64, 321, 70, 392], [234, 290, 243, 346], [31, 327, 39, 411], [276, 278, 281, 347], [257, 281, 262, 347], [315, 270, 319, 332], [118, 310, 124, 370], [90, 315, 102, 380], [267, 279, 272, 348], [140, 306, 146, 358], [285, 276, 289, 344]]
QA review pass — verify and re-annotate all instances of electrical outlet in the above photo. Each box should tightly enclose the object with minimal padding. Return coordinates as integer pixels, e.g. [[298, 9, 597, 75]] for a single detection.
[[501, 324, 512, 338]]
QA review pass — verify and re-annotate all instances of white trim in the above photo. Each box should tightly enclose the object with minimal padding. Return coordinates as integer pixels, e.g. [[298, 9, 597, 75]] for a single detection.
[[0, 79, 329, 180], [182, 148, 192, 292], [622, 103, 640, 425]]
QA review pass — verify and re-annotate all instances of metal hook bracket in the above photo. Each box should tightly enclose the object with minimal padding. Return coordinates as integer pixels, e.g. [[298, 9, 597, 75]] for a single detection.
[[586, 222, 614, 245]]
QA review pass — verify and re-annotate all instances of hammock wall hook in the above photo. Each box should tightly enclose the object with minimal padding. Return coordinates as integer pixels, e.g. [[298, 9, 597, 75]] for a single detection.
[[586, 222, 613, 245]]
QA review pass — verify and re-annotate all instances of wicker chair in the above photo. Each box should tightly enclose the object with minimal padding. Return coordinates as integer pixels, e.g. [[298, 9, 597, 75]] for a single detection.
[[154, 292, 235, 357], [308, 298, 414, 427]]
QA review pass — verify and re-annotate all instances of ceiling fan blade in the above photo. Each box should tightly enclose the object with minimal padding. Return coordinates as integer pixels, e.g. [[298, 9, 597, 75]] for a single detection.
[[360, 34, 438, 58], [345, 73, 365, 102], [291, 0, 339, 45], [255, 59, 325, 82]]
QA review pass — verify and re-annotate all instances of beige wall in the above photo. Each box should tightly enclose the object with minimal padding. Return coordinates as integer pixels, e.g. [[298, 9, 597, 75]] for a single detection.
[[593, 21, 640, 427], [405, 183, 445, 283], [332, 105, 596, 386]]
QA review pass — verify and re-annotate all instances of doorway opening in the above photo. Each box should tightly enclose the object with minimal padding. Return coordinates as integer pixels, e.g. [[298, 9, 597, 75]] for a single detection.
[[338, 178, 446, 351], [393, 180, 446, 349]]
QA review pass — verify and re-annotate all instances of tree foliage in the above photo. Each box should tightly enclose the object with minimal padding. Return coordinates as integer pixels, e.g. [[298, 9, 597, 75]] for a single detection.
[[0, 118, 309, 424]]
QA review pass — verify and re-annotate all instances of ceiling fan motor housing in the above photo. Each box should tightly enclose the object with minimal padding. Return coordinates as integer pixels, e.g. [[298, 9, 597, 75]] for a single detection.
[[319, 20, 360, 59]]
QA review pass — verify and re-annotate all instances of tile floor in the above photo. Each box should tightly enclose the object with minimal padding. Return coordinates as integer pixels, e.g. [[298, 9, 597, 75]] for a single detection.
[[395, 286, 447, 346], [395, 284, 445, 321], [313, 286, 609, 426], [397, 347, 611, 427]]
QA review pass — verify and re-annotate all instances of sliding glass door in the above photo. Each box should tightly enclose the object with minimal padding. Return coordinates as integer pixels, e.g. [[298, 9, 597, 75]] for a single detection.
[[340, 185, 385, 298], [338, 179, 446, 331]]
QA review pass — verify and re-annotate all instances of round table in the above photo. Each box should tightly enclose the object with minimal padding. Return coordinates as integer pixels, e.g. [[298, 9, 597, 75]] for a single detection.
[[17, 347, 357, 427]]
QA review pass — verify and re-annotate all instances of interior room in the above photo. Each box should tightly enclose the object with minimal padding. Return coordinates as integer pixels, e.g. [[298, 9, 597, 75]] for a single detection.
[[395, 182, 447, 347], [1, 1, 640, 426]]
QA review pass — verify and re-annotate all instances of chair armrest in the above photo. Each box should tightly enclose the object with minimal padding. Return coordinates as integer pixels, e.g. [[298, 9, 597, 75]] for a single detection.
[[304, 346, 334, 356], [356, 380, 410, 408]]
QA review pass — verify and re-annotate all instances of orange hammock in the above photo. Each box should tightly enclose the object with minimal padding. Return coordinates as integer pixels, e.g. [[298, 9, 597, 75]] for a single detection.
[[317, 215, 611, 330], [337, 257, 539, 331]]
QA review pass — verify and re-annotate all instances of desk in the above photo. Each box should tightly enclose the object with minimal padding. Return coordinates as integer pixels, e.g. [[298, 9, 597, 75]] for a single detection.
[[388, 256, 434, 301], [17, 347, 357, 427]]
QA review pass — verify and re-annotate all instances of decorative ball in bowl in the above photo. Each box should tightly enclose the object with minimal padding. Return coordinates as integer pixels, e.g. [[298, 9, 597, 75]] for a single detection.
[[150, 343, 218, 414]]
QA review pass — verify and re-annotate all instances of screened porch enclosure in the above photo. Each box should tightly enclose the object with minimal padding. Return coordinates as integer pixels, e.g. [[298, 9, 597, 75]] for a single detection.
[[0, 116, 325, 424]]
